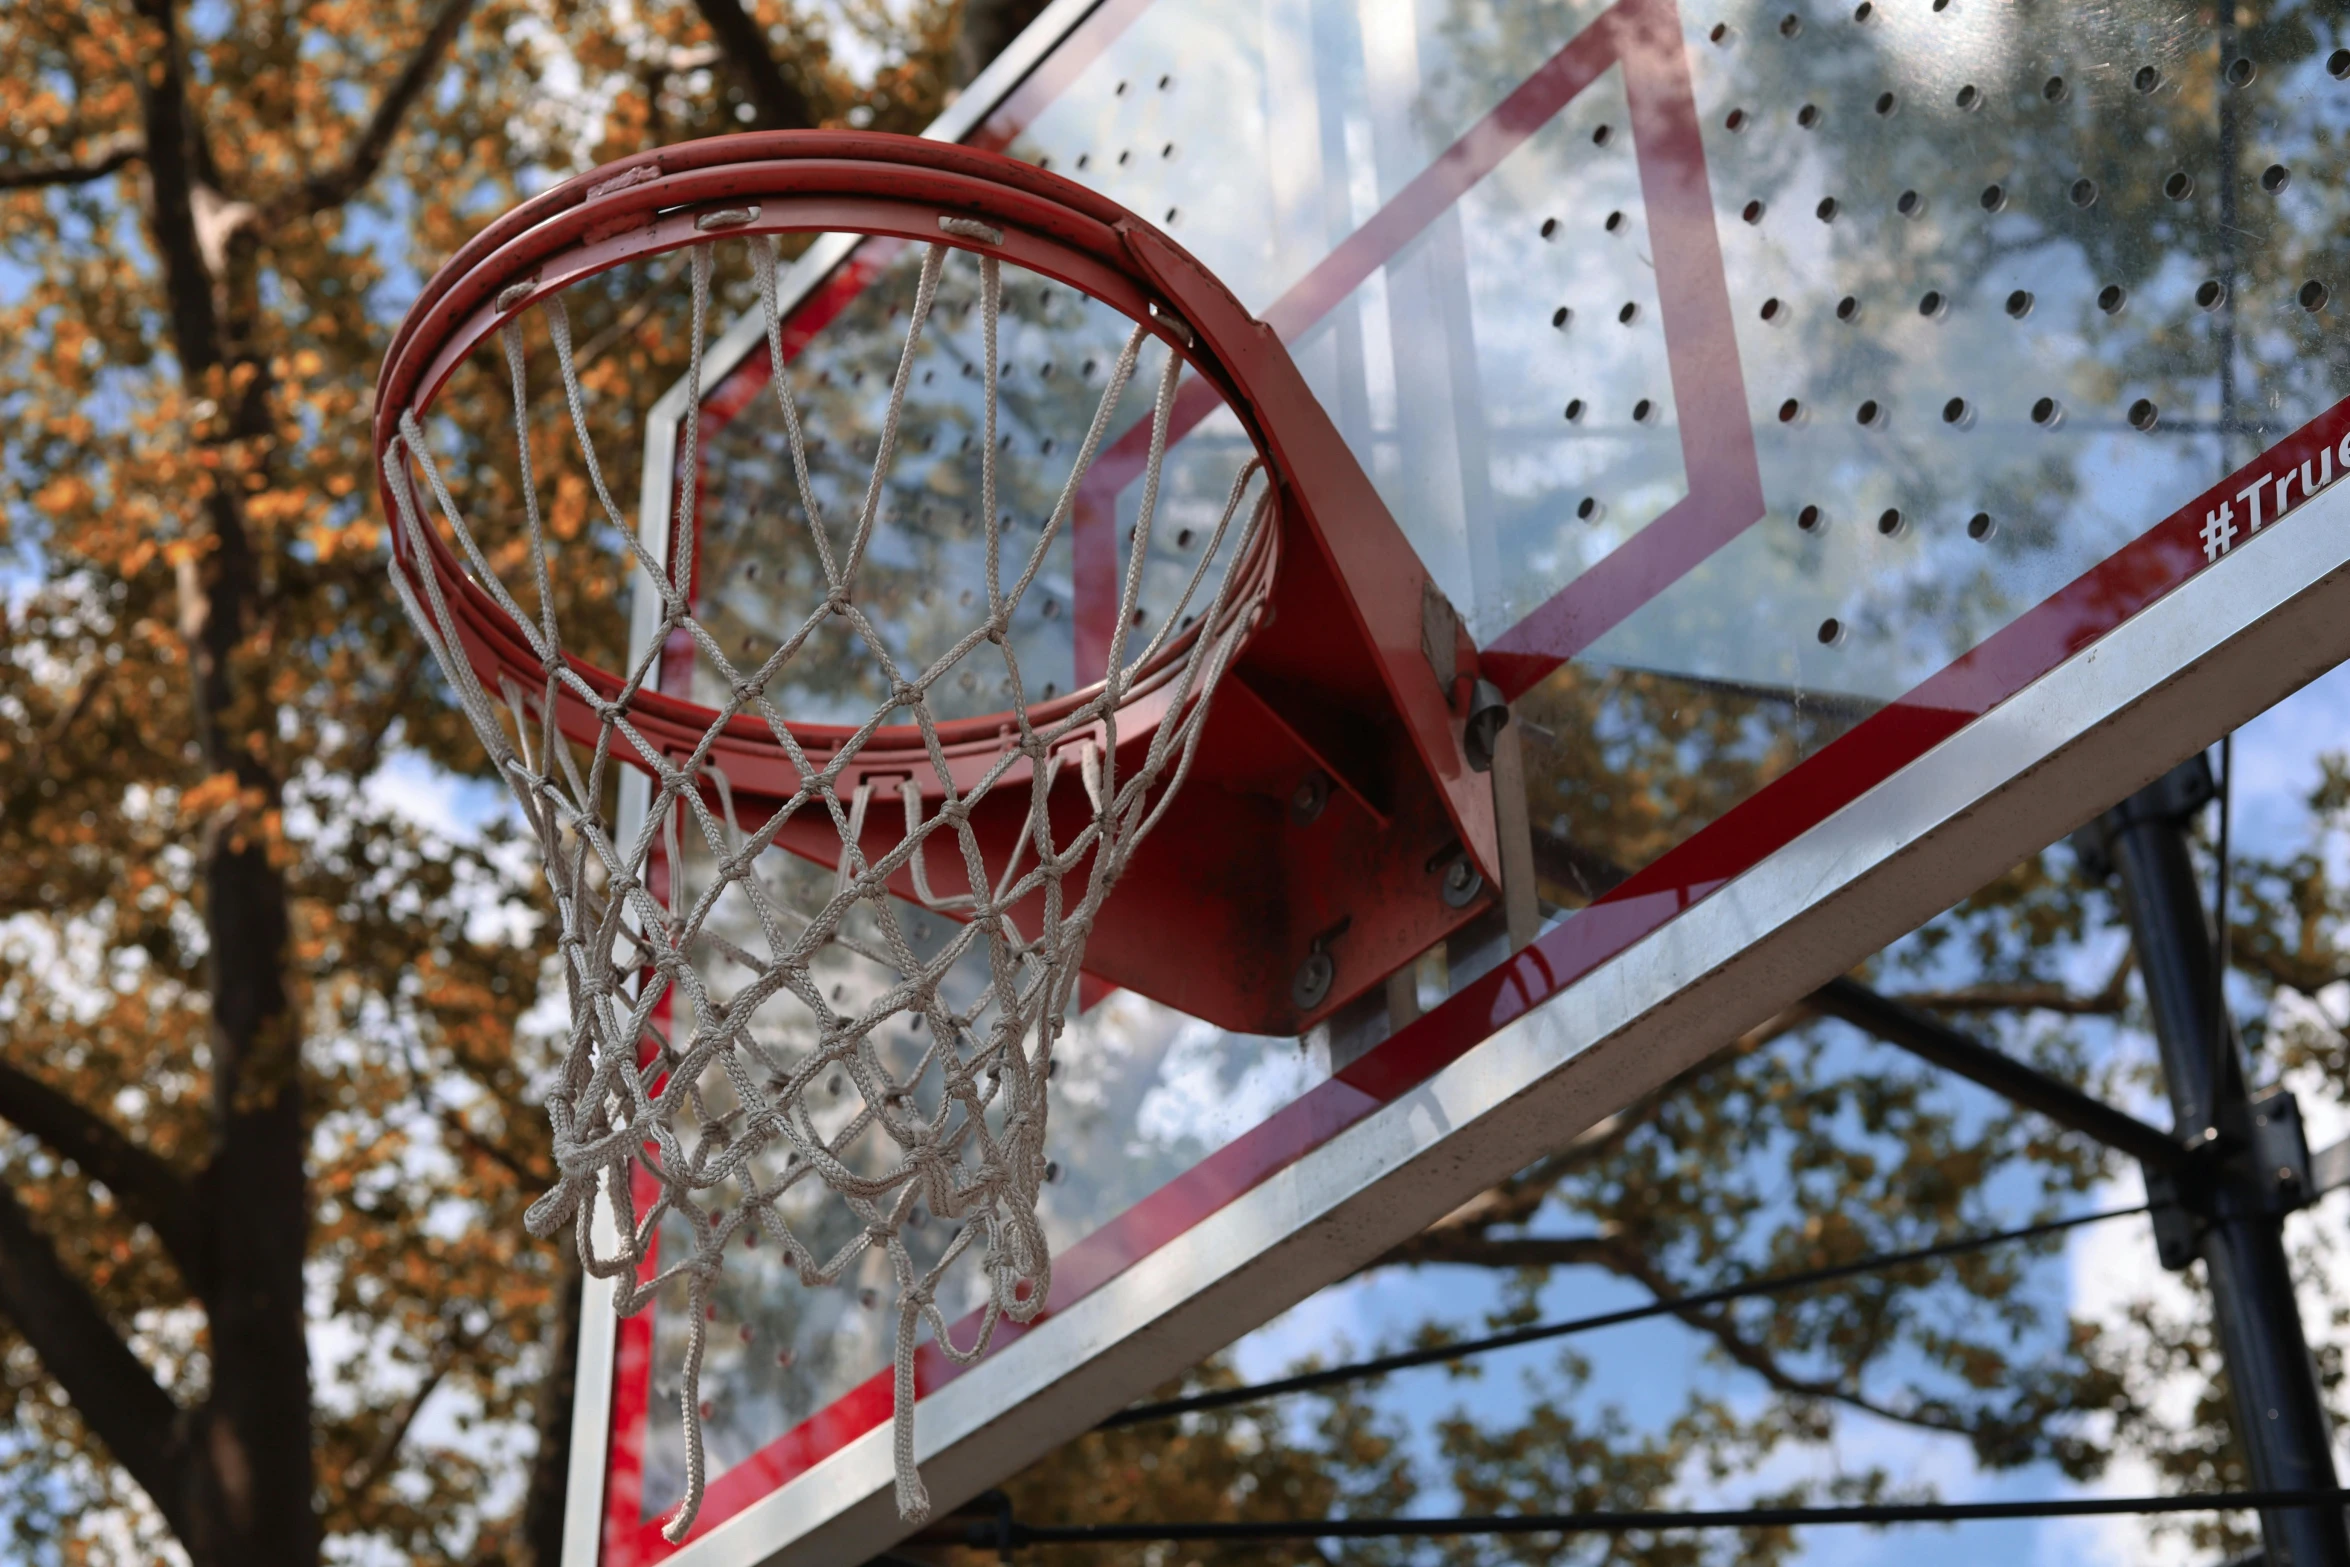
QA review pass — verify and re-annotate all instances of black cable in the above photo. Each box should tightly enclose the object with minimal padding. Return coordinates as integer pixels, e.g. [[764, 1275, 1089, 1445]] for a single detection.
[[981, 1491, 2336, 1546], [1100, 1203, 2148, 1429]]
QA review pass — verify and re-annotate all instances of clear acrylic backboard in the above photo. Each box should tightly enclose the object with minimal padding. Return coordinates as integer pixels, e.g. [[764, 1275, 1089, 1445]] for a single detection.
[[564, 0, 2350, 1560]]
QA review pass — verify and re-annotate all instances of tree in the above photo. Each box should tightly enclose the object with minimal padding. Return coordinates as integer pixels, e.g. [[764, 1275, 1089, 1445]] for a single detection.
[[0, 0, 952, 1561]]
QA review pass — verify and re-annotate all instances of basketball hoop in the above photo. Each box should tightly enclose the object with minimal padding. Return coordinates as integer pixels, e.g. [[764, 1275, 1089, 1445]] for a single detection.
[[375, 131, 1500, 1540]]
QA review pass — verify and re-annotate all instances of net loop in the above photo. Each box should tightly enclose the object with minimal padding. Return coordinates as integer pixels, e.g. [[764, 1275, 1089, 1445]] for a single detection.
[[900, 781, 979, 912]]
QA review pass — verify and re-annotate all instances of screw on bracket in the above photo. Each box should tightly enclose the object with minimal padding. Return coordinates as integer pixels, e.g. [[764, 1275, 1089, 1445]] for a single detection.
[[1423, 841, 1485, 910], [1292, 916, 1353, 1011], [1290, 770, 1330, 826]]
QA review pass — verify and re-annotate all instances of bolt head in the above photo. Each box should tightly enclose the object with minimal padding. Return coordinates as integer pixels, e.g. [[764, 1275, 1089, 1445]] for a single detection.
[[1440, 856, 1484, 909], [1292, 949, 1336, 1011], [1289, 771, 1329, 826]]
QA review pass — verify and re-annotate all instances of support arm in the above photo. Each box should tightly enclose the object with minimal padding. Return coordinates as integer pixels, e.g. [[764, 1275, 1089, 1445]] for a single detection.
[[1813, 977, 2187, 1175]]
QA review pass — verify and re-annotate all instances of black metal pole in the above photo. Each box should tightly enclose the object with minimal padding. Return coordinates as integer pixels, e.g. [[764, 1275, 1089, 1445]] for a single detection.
[[2095, 758, 2347, 1567]]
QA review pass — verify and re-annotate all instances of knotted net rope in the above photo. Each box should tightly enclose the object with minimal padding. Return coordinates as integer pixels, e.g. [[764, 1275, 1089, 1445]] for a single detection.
[[382, 226, 1271, 1538]]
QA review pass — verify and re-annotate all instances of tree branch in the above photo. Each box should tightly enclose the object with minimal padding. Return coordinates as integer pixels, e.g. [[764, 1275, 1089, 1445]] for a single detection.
[[289, 0, 478, 216], [1374, 1214, 2031, 1445], [687, 0, 817, 129], [0, 1057, 209, 1293], [1600, 1244, 1990, 1443], [340, 1332, 464, 1510], [342, 642, 429, 786], [1374, 1232, 1616, 1272], [1886, 950, 2134, 1016], [2233, 943, 2350, 999], [570, 249, 689, 370], [0, 1180, 194, 1540], [44, 663, 110, 744], [0, 142, 143, 192], [434, 1103, 553, 1189]]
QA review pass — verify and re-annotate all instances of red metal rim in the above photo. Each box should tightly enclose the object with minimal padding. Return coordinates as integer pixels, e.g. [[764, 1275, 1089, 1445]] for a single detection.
[[375, 131, 1282, 801]]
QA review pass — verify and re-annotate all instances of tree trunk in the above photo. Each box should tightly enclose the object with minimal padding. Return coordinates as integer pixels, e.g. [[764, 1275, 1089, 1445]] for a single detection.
[[134, 1, 319, 1559]]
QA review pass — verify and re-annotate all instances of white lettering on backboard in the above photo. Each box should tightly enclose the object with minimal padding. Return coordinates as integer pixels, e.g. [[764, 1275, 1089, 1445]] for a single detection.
[[2203, 429, 2350, 561]]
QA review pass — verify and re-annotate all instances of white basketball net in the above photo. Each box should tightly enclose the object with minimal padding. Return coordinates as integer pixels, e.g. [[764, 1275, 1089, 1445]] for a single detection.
[[382, 228, 1271, 1537]]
